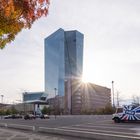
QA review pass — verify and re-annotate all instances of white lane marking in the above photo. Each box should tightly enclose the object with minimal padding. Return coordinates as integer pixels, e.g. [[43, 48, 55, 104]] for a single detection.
[[8, 123, 34, 128], [87, 122, 140, 127], [56, 126, 139, 136], [39, 127, 140, 139], [60, 124, 133, 130], [130, 127, 140, 135], [62, 121, 139, 129]]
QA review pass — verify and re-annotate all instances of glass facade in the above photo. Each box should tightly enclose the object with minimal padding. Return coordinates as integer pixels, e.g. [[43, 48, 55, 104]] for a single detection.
[[44, 29, 84, 110], [45, 29, 65, 97], [23, 92, 47, 102], [65, 31, 83, 79]]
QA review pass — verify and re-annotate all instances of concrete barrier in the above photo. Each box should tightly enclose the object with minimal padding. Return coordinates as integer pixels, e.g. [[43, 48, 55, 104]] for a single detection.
[[0, 123, 7, 127], [7, 124, 35, 131]]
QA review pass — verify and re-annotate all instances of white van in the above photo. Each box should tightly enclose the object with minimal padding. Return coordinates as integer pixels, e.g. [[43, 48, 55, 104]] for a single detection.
[[112, 105, 140, 123]]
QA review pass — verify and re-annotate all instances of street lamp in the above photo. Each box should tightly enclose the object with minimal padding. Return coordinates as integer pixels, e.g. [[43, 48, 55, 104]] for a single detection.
[[54, 88, 57, 97], [54, 88, 57, 119], [112, 81, 115, 107]]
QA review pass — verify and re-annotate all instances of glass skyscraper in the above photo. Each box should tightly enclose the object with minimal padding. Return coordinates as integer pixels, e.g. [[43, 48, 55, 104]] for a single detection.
[[44, 28, 84, 112], [45, 29, 111, 115]]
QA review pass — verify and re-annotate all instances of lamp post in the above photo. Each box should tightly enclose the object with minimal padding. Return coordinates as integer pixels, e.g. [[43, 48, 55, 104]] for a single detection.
[[1, 95, 4, 113], [112, 81, 115, 107], [54, 88, 57, 119]]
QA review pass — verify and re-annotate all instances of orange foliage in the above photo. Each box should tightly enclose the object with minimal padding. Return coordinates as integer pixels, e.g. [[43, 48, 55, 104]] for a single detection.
[[0, 0, 50, 48]]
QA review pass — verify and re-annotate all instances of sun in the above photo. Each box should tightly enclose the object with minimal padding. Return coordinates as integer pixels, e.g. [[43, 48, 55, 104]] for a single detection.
[[82, 75, 90, 83]]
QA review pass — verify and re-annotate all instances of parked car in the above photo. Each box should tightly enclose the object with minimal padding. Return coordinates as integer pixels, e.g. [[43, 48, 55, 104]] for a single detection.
[[4, 114, 22, 119], [40, 114, 50, 119], [4, 115, 12, 119], [35, 114, 49, 119], [11, 114, 22, 119], [24, 114, 36, 120], [112, 105, 140, 123]]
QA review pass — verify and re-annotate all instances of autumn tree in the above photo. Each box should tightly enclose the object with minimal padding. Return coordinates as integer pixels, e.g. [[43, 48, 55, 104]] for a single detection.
[[0, 0, 49, 49]]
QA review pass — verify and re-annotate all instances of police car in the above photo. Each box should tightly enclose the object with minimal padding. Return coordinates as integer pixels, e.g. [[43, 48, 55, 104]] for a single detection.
[[112, 105, 140, 123]]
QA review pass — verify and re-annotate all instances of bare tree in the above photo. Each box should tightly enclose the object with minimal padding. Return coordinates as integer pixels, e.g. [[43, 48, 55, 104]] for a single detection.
[[115, 90, 122, 107], [116, 90, 120, 107], [132, 95, 140, 106]]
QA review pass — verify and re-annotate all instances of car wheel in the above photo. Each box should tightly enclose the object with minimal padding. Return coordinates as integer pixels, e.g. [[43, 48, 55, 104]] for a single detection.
[[114, 117, 120, 123]]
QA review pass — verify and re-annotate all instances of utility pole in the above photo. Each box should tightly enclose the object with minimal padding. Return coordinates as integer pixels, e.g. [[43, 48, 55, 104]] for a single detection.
[[112, 81, 115, 107]]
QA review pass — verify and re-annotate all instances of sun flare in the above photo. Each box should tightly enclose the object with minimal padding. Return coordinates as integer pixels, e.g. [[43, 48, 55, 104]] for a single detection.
[[82, 75, 90, 83]]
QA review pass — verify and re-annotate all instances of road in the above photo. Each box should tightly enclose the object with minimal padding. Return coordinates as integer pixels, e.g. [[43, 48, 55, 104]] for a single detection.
[[0, 115, 111, 128], [0, 115, 140, 140], [0, 128, 86, 140]]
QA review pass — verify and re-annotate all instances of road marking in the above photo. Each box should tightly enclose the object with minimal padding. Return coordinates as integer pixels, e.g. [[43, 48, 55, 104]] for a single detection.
[[39, 126, 140, 139], [85, 122, 140, 128], [62, 121, 139, 129], [7, 123, 33, 128], [58, 126, 139, 136], [60, 124, 134, 130], [130, 127, 140, 135], [6, 123, 35, 131]]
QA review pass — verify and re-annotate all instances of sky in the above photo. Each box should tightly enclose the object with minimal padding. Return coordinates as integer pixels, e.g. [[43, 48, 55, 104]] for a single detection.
[[0, 0, 140, 104]]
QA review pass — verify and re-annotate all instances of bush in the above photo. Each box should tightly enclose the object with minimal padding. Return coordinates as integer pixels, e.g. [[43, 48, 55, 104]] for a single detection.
[[80, 104, 115, 115], [41, 106, 51, 114]]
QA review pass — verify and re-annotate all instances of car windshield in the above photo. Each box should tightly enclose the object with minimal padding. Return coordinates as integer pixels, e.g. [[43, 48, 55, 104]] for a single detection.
[[116, 108, 123, 113]]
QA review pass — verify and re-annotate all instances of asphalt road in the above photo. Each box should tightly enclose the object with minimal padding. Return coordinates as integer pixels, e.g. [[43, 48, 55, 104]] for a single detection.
[[0, 115, 140, 140], [0, 128, 86, 140], [0, 115, 112, 128]]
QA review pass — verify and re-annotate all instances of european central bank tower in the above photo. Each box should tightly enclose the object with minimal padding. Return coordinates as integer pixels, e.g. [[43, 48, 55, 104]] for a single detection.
[[45, 28, 84, 113]]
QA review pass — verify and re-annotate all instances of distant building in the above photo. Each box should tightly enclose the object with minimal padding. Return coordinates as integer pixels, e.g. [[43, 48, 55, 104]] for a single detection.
[[22, 92, 48, 115], [45, 28, 84, 113], [47, 79, 111, 115], [13, 103, 34, 114], [23, 92, 47, 102], [44, 28, 111, 114], [0, 103, 11, 110], [47, 95, 64, 114], [84, 83, 111, 110], [72, 82, 111, 114]]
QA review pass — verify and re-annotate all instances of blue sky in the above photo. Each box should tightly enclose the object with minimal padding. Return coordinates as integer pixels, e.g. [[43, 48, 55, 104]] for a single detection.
[[0, 0, 140, 104]]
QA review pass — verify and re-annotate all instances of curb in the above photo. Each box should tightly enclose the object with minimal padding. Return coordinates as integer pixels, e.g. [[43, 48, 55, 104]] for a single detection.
[[7, 124, 35, 131], [0, 123, 35, 131]]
